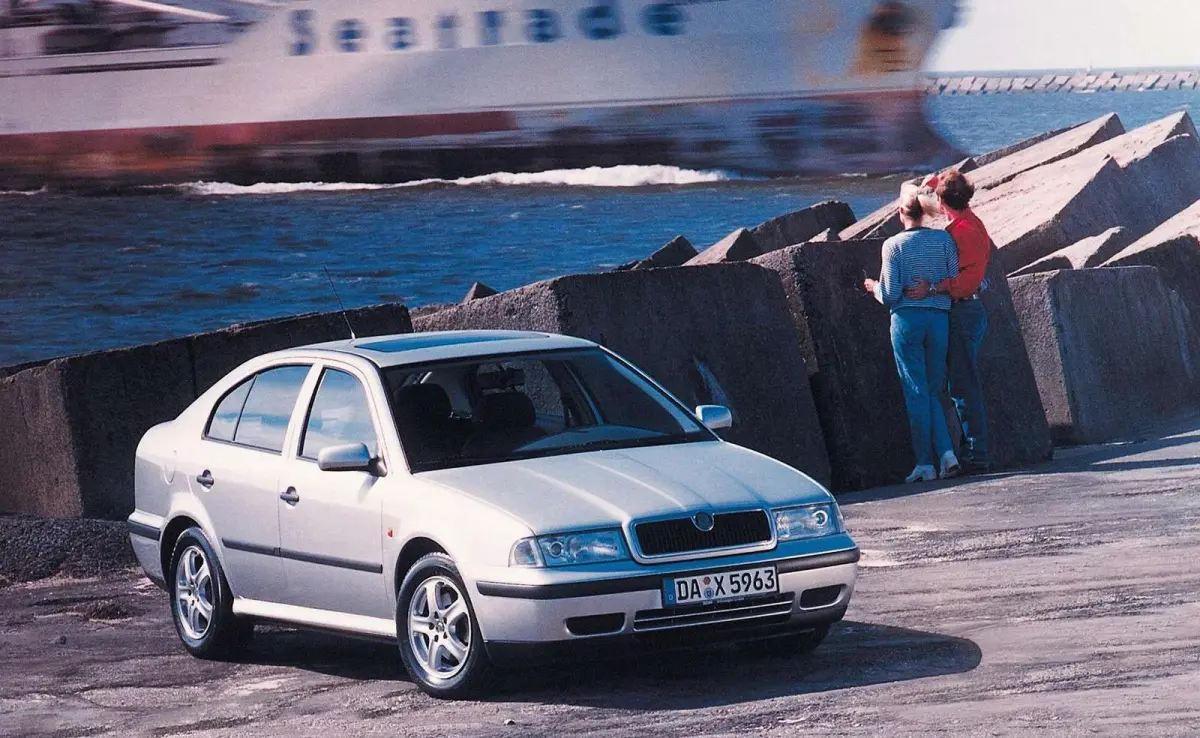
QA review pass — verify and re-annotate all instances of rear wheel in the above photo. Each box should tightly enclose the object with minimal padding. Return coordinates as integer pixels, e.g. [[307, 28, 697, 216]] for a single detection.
[[169, 527, 253, 660], [396, 553, 493, 699]]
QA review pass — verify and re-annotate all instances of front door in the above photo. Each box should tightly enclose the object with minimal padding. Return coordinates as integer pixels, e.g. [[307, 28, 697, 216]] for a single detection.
[[277, 366, 390, 619]]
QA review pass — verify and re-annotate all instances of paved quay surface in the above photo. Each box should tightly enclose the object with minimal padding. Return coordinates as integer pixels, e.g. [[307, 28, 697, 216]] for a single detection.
[[2, 429, 1199, 737]]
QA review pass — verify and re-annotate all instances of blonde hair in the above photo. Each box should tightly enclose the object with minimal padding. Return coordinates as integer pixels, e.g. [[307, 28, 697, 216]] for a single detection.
[[899, 182, 939, 220], [899, 190, 925, 221]]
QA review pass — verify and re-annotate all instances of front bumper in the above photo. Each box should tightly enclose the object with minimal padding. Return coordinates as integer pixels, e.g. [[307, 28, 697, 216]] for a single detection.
[[471, 546, 859, 657]]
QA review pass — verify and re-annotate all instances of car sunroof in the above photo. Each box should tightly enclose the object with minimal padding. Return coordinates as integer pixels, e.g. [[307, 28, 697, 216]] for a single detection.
[[356, 333, 534, 353]]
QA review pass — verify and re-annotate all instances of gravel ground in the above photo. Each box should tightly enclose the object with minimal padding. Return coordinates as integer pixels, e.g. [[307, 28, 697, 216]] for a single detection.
[[0, 516, 135, 588], [1, 428, 1199, 737]]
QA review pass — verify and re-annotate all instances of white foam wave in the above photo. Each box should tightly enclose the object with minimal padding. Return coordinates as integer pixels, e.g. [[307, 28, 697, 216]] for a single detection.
[[447, 165, 733, 187], [179, 181, 402, 195], [0, 187, 48, 196], [174, 165, 734, 195]]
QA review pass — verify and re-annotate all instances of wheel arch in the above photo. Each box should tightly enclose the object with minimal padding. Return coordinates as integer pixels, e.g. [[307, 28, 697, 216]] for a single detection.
[[394, 536, 450, 595], [159, 514, 203, 585]]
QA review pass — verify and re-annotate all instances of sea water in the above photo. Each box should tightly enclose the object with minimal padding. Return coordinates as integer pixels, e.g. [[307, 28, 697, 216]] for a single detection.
[[2, 89, 1197, 366]]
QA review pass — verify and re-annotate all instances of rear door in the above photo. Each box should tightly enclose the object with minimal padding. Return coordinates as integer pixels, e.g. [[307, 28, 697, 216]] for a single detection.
[[277, 363, 391, 619], [190, 364, 313, 602]]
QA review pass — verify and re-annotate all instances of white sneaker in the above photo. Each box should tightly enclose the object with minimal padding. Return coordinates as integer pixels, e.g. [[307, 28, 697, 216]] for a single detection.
[[940, 451, 961, 479], [905, 465, 937, 484]]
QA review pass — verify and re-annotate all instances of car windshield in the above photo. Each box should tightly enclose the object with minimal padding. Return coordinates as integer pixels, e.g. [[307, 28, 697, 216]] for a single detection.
[[383, 348, 714, 472]]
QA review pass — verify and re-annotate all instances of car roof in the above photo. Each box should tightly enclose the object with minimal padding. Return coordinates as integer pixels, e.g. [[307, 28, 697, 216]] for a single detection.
[[301, 330, 598, 368]]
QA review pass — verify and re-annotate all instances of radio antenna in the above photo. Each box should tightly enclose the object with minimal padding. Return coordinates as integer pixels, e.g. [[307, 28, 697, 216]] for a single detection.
[[322, 266, 357, 340]]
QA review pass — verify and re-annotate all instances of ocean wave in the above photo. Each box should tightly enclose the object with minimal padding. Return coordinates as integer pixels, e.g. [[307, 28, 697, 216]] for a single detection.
[[0, 187, 48, 196], [172, 165, 734, 195]]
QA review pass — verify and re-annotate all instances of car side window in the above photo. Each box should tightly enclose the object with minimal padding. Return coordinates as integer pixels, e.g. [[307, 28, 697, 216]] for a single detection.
[[231, 365, 312, 453], [300, 369, 379, 460], [205, 377, 253, 442]]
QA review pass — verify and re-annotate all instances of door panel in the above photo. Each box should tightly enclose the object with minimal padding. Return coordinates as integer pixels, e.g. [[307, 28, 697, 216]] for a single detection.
[[189, 441, 283, 600], [278, 367, 389, 619], [278, 463, 388, 618]]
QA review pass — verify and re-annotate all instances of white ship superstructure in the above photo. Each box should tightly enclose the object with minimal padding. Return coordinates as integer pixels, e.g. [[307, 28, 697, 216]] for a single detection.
[[0, 0, 960, 187]]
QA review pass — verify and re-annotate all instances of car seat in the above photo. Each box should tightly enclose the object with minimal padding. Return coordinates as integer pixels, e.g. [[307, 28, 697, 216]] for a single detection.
[[463, 391, 546, 457], [393, 384, 461, 462]]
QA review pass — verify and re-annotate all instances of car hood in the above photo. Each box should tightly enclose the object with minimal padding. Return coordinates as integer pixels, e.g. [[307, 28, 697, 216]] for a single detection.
[[420, 441, 831, 534]]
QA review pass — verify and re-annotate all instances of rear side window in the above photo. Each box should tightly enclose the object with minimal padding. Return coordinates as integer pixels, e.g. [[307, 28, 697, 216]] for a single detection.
[[206, 378, 253, 442], [211, 365, 311, 453]]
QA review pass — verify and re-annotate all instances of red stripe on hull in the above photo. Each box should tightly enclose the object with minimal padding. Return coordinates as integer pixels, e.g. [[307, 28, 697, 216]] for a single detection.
[[0, 111, 519, 156]]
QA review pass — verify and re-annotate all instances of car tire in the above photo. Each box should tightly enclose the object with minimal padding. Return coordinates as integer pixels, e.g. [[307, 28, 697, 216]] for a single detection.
[[739, 624, 831, 658], [169, 526, 253, 660], [396, 553, 493, 699]]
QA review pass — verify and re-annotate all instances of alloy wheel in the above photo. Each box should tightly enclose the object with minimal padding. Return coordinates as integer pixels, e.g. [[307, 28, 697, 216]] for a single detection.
[[174, 544, 215, 641], [408, 576, 472, 680]]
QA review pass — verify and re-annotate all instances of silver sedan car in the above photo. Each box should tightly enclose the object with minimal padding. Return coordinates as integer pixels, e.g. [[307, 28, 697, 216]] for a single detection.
[[128, 330, 859, 698]]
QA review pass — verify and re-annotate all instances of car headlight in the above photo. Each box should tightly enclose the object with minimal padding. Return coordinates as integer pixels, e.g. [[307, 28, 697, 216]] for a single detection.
[[509, 529, 630, 567], [774, 503, 843, 541]]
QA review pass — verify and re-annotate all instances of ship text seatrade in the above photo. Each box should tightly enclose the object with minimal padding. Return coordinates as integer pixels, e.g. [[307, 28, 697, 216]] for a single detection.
[[0, 0, 961, 188]]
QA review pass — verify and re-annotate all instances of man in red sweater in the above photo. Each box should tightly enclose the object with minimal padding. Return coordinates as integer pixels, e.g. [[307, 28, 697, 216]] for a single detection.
[[905, 170, 991, 473]]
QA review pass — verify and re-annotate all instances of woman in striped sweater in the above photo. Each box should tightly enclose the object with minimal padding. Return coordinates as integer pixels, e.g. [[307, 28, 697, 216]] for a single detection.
[[863, 189, 961, 483]]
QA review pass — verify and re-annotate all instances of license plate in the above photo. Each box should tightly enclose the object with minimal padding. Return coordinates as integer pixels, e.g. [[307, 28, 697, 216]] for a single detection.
[[663, 565, 778, 607]]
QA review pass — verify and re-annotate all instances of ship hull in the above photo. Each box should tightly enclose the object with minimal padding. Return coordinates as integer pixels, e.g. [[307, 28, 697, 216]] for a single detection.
[[0, 0, 961, 188], [0, 91, 956, 187]]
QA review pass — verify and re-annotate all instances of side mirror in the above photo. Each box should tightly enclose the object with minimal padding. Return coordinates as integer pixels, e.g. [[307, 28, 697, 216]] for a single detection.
[[317, 443, 376, 473], [695, 405, 733, 431]]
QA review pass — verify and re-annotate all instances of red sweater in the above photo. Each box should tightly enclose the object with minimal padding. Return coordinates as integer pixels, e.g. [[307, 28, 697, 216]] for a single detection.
[[937, 209, 991, 299]]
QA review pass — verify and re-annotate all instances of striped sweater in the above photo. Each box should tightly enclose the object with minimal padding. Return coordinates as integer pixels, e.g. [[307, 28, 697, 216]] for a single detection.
[[873, 227, 959, 313]]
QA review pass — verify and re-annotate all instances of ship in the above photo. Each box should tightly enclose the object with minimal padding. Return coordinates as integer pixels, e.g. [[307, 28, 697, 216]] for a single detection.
[[0, 0, 961, 189]]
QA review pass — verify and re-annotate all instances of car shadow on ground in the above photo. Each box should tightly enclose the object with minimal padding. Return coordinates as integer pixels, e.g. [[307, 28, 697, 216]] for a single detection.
[[486, 620, 981, 708], [239, 626, 407, 682], [238, 619, 980, 707]]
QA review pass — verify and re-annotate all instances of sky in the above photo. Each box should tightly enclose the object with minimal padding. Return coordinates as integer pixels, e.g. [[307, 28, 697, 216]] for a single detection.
[[927, 0, 1200, 73]]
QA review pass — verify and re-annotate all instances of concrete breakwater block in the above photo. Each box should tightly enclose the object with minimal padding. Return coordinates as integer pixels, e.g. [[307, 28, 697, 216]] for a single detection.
[[687, 228, 760, 265], [751, 240, 908, 490], [687, 202, 857, 265], [747, 201, 856, 254], [413, 265, 832, 485], [0, 304, 412, 520], [463, 282, 498, 301], [976, 113, 1200, 273], [1104, 201, 1200, 320], [753, 240, 1050, 490], [632, 235, 697, 270], [971, 122, 1076, 166], [0, 340, 196, 519], [1009, 227, 1134, 276], [1010, 267, 1198, 444], [838, 117, 1115, 244], [967, 113, 1125, 190]]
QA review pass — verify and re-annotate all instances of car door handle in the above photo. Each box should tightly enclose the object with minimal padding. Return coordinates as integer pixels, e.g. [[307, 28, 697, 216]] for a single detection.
[[196, 471, 215, 489], [279, 487, 300, 505]]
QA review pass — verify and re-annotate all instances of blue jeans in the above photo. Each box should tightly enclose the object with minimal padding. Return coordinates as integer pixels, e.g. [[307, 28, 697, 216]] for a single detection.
[[890, 308, 954, 468], [948, 299, 990, 464]]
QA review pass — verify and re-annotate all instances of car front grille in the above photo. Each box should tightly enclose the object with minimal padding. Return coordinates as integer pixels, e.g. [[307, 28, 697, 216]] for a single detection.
[[632, 593, 795, 632], [634, 510, 772, 557]]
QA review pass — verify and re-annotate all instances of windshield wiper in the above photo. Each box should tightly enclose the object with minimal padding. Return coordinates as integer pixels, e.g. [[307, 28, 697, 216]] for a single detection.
[[524, 432, 702, 456]]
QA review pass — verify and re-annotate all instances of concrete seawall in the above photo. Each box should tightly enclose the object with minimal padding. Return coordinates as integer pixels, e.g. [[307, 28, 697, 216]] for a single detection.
[[2, 111, 1199, 519], [0, 306, 412, 520], [925, 70, 1200, 95]]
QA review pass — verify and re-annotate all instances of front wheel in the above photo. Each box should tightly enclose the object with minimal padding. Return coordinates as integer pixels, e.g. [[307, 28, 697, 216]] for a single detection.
[[396, 553, 493, 699]]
